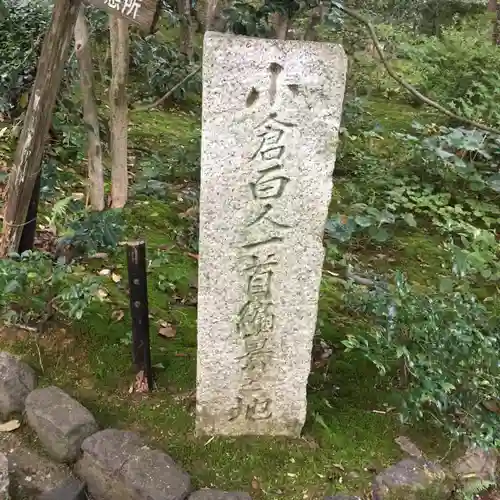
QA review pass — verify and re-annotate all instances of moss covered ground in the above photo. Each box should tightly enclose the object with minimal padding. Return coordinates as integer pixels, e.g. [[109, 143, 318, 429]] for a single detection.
[[0, 96, 460, 499]]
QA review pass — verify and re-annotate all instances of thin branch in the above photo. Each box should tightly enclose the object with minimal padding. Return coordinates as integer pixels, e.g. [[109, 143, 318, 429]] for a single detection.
[[132, 66, 201, 112], [332, 2, 500, 136]]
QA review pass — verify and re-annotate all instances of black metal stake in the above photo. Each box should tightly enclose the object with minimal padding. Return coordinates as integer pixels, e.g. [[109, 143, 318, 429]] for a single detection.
[[126, 240, 153, 391], [18, 170, 42, 254]]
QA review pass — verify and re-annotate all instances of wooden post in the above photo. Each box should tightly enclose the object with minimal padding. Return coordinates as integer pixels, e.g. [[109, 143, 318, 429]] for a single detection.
[[17, 170, 42, 254], [0, 0, 82, 257], [126, 241, 153, 391]]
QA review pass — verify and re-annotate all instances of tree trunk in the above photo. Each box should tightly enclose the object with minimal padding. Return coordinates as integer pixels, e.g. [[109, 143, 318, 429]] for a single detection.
[[75, 5, 105, 211], [205, 0, 218, 31], [490, 0, 500, 46], [109, 15, 129, 209], [178, 0, 194, 60], [270, 12, 289, 40], [0, 0, 81, 257], [302, 3, 323, 41]]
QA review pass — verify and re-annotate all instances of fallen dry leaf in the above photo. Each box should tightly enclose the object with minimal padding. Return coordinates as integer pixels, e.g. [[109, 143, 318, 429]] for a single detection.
[[99, 269, 111, 276], [134, 370, 149, 393], [158, 322, 176, 339], [111, 273, 121, 283], [92, 252, 109, 260], [179, 206, 198, 219], [0, 419, 21, 432], [96, 289, 108, 301], [251, 477, 261, 491], [111, 310, 125, 322]]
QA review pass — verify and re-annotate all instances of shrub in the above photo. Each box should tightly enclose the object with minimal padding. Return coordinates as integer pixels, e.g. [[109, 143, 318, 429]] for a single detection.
[[129, 34, 201, 105], [0, 1, 50, 116], [0, 251, 100, 324], [400, 16, 500, 126], [343, 271, 500, 447]]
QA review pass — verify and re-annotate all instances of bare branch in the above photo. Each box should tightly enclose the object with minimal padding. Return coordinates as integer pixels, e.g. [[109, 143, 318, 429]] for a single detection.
[[132, 65, 201, 112], [332, 2, 500, 136]]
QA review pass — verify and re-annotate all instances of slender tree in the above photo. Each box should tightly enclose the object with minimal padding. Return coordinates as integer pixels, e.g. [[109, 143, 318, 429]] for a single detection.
[[0, 0, 82, 256], [109, 14, 129, 208], [178, 0, 194, 60], [75, 5, 105, 211], [488, 0, 500, 45]]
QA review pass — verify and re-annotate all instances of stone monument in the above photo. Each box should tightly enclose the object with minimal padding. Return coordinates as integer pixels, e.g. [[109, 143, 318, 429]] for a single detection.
[[197, 32, 347, 436]]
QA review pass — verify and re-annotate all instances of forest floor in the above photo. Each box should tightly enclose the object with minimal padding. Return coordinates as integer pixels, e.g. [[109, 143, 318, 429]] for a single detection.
[[0, 96, 463, 499]]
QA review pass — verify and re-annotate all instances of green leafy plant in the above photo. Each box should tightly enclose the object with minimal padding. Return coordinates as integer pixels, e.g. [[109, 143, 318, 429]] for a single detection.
[[343, 271, 500, 448], [129, 34, 201, 105], [0, 1, 49, 116], [58, 208, 126, 256], [326, 204, 416, 244], [400, 17, 500, 125], [0, 251, 100, 324], [133, 140, 201, 197]]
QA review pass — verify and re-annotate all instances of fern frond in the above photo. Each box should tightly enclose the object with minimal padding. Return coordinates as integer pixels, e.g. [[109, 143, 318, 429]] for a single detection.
[[460, 478, 496, 500]]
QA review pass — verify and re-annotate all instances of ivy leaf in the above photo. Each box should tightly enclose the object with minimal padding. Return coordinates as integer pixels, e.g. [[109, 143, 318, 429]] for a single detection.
[[403, 213, 417, 227], [487, 174, 500, 192], [4, 280, 20, 294], [354, 215, 373, 228], [369, 226, 390, 242], [439, 278, 454, 293]]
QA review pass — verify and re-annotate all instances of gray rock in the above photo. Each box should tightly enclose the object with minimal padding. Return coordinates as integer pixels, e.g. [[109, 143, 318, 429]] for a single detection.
[[25, 386, 98, 463], [75, 429, 191, 500], [375, 459, 448, 499], [0, 431, 74, 498], [197, 32, 347, 437], [0, 453, 9, 500], [453, 446, 497, 483], [38, 477, 87, 500], [0, 351, 37, 419], [189, 490, 251, 500]]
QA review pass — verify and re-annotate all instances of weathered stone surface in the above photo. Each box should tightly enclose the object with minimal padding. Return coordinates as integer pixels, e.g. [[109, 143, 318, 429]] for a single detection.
[[375, 459, 448, 499], [38, 477, 87, 500], [0, 351, 37, 419], [0, 431, 74, 499], [453, 447, 497, 483], [197, 32, 347, 436], [0, 453, 9, 500], [75, 428, 191, 500], [189, 490, 251, 500], [25, 386, 98, 463]]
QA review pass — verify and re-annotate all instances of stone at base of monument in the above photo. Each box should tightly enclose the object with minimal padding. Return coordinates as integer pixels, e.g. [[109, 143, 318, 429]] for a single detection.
[[0, 351, 37, 420], [189, 490, 251, 499], [0, 453, 9, 500], [37, 477, 87, 500], [0, 432, 75, 499], [197, 32, 347, 437], [75, 429, 191, 500], [374, 459, 450, 499], [25, 386, 98, 463]]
